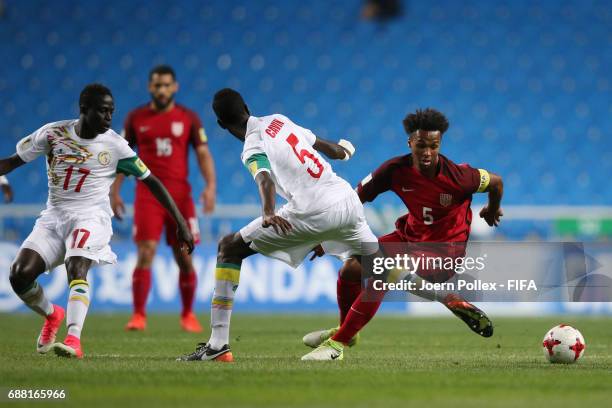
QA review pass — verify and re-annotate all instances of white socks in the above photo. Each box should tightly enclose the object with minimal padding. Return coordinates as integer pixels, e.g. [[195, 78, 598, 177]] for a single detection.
[[209, 263, 240, 350], [18, 281, 54, 317], [66, 279, 90, 338]]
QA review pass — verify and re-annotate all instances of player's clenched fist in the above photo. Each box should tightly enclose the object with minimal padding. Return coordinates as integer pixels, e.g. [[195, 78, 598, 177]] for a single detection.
[[262, 214, 293, 235], [479, 205, 503, 227]]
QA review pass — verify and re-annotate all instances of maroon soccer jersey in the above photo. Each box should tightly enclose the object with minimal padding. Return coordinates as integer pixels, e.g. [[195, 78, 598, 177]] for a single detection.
[[357, 154, 489, 242], [123, 104, 207, 194]]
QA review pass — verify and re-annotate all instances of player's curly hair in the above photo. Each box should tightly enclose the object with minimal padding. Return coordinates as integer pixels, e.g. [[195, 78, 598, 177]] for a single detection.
[[213, 88, 247, 126], [403, 108, 449, 135], [79, 83, 112, 111]]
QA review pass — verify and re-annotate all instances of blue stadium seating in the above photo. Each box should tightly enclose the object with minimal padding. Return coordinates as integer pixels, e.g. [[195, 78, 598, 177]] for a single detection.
[[0, 0, 610, 210]]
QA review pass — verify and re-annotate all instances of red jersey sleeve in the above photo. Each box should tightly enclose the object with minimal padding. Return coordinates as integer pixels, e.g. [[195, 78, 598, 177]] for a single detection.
[[188, 110, 207, 148], [453, 162, 490, 195], [357, 155, 406, 203], [122, 111, 137, 148]]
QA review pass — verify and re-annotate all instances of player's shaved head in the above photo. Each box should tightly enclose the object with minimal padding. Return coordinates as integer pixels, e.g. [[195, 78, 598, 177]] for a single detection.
[[79, 83, 113, 112], [213, 88, 249, 127], [403, 108, 449, 136]]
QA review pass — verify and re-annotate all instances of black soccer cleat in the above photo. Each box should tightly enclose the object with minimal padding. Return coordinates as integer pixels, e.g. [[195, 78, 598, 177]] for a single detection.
[[444, 294, 494, 337], [176, 342, 234, 362]]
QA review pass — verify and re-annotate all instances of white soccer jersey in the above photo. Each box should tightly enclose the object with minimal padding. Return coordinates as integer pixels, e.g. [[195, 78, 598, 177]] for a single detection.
[[241, 115, 353, 214], [16, 119, 151, 215]]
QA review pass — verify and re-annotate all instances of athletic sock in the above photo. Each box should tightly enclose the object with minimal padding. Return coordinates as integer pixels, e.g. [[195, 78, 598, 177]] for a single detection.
[[17, 281, 54, 317], [337, 277, 362, 324], [208, 263, 240, 350], [332, 280, 386, 345], [132, 267, 151, 316], [66, 279, 90, 339], [179, 270, 197, 317]]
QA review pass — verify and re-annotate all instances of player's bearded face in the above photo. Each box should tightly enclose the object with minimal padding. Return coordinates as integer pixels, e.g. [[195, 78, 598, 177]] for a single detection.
[[149, 74, 177, 110], [409, 130, 441, 170]]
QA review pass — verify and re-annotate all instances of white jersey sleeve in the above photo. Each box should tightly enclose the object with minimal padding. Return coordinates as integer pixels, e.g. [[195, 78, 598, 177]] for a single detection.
[[241, 121, 272, 179], [16, 125, 51, 162]]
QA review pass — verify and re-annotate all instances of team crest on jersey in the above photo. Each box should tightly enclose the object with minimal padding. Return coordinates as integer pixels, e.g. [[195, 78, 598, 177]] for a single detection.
[[98, 151, 111, 166], [171, 122, 184, 137], [439, 193, 453, 207]]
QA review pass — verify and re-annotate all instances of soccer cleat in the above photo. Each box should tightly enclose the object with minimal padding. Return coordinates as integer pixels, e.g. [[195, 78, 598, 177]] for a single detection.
[[36, 305, 65, 354], [301, 338, 344, 361], [444, 294, 494, 337], [180, 312, 203, 333], [125, 313, 147, 331], [302, 327, 359, 348], [53, 334, 83, 359], [176, 343, 234, 362]]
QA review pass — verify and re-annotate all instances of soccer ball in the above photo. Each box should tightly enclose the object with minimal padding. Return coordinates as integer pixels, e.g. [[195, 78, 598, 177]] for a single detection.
[[542, 324, 586, 364]]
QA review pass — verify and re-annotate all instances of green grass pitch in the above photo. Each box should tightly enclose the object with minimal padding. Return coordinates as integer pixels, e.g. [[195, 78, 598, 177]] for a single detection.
[[0, 313, 610, 407]]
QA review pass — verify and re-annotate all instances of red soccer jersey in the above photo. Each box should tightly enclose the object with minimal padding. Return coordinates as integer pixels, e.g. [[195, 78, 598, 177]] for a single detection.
[[357, 154, 489, 242], [123, 104, 207, 194]]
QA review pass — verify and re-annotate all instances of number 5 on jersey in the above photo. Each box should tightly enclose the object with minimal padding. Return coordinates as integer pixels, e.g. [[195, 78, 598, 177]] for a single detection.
[[423, 207, 434, 225], [285, 133, 323, 178]]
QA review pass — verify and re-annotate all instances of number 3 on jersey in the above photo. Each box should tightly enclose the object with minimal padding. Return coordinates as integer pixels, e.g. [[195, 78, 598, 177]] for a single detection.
[[285, 133, 323, 178]]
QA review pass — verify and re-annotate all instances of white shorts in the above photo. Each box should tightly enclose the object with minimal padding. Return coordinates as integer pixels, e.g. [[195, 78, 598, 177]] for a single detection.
[[240, 191, 378, 268], [20, 208, 117, 271]]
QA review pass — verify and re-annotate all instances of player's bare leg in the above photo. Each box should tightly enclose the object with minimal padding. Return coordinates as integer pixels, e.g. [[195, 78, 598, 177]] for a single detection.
[[172, 245, 202, 332], [9, 248, 65, 354], [177, 232, 255, 362], [126, 240, 157, 331], [52, 256, 92, 359]]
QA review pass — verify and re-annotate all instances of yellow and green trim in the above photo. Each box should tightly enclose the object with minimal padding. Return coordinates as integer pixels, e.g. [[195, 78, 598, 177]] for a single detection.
[[245, 153, 271, 178]]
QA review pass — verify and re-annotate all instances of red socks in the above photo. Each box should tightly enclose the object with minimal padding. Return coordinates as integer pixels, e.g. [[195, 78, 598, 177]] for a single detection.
[[332, 281, 386, 345], [132, 267, 151, 316], [337, 277, 362, 324], [179, 271, 197, 317]]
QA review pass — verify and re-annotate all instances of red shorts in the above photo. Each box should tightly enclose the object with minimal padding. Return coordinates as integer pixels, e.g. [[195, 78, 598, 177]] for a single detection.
[[378, 230, 467, 283], [133, 188, 201, 247]]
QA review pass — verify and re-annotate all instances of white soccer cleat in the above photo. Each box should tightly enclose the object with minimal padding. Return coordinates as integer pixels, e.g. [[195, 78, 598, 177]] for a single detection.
[[303, 327, 359, 348], [301, 339, 344, 361]]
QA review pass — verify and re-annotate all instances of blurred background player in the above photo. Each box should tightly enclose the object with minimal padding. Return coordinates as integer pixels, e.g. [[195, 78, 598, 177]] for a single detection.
[[302, 108, 503, 360], [177, 88, 378, 362], [112, 65, 216, 333], [0, 175, 13, 203], [0, 84, 194, 358]]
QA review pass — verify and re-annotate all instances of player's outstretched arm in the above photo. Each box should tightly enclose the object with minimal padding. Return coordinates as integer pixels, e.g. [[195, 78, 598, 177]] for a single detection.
[[255, 171, 292, 235], [110, 173, 126, 220], [479, 172, 504, 227], [0, 153, 25, 176], [141, 173, 195, 253], [313, 138, 355, 161]]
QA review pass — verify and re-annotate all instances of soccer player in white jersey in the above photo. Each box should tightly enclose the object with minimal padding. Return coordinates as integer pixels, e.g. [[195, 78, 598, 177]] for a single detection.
[[177, 88, 378, 362], [0, 84, 194, 359]]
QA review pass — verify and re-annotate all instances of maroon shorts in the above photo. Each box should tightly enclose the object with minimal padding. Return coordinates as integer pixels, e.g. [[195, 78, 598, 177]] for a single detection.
[[133, 190, 201, 247], [378, 230, 467, 283]]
